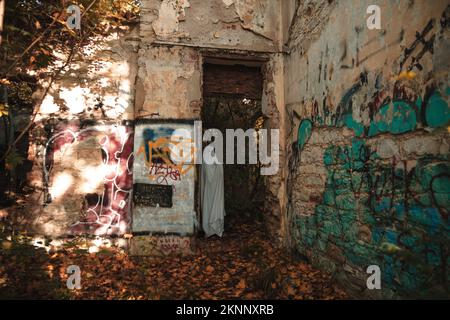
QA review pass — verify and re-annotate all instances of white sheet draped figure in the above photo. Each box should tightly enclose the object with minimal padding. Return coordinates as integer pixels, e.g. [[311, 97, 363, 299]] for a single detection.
[[200, 163, 226, 237]]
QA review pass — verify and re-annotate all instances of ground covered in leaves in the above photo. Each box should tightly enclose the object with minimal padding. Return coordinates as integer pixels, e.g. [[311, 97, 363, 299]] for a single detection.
[[0, 215, 347, 300]]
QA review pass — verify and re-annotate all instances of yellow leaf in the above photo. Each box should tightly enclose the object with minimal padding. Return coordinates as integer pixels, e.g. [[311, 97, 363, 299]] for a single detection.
[[0, 103, 8, 115], [1, 241, 12, 250]]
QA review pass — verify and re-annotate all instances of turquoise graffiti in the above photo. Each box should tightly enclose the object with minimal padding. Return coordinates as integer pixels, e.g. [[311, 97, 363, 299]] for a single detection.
[[294, 138, 450, 297], [367, 99, 419, 136], [425, 87, 450, 128], [291, 12, 450, 298], [297, 119, 313, 150], [296, 83, 450, 148]]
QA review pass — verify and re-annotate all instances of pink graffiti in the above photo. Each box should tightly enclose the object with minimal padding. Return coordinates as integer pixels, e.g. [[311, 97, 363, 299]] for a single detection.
[[44, 125, 134, 236]]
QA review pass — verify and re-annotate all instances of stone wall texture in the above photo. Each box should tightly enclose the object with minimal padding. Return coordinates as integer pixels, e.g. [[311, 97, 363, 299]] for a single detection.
[[285, 0, 450, 298]]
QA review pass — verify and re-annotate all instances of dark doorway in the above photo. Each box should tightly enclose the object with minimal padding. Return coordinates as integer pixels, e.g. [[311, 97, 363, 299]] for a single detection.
[[201, 60, 266, 223]]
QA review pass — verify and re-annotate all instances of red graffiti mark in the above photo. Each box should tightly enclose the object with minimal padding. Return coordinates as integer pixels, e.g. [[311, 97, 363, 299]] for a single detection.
[[149, 163, 181, 185]]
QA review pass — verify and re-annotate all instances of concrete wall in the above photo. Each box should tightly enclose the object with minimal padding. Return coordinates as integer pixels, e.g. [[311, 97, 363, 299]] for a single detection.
[[132, 121, 196, 235], [135, 45, 202, 119], [285, 0, 450, 298], [19, 1, 287, 244], [23, 27, 139, 237], [134, 0, 287, 244], [140, 0, 282, 51]]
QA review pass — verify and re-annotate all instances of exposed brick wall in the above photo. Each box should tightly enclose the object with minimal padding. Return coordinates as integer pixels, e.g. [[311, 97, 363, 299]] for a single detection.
[[203, 64, 263, 99], [285, 0, 450, 298]]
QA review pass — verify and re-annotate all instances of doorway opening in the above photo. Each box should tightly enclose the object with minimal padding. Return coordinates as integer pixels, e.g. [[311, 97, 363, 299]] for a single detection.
[[201, 58, 267, 231]]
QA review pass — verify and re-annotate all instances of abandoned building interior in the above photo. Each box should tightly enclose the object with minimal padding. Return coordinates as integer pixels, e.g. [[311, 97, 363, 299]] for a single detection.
[[0, 0, 449, 299]]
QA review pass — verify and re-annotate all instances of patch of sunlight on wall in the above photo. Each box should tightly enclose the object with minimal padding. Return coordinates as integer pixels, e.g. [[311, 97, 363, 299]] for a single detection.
[[40, 95, 60, 114], [113, 62, 130, 77], [60, 86, 87, 114], [50, 172, 73, 199], [80, 165, 108, 193], [99, 77, 110, 88]]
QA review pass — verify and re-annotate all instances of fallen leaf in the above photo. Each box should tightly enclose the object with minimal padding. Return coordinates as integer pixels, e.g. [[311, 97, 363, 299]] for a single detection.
[[1, 241, 12, 250], [236, 279, 246, 290]]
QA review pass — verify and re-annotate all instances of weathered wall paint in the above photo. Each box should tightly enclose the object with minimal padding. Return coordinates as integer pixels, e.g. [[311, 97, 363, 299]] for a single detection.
[[134, 1, 287, 247], [132, 122, 196, 235], [21, 24, 139, 237], [295, 135, 449, 297], [286, 0, 450, 298], [141, 0, 282, 51], [29, 123, 134, 236], [135, 46, 202, 119], [261, 54, 287, 242]]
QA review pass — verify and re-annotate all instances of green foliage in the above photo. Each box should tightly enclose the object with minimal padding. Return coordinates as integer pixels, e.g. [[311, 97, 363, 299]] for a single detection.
[[6, 81, 34, 106], [0, 0, 141, 163], [0, 0, 141, 76]]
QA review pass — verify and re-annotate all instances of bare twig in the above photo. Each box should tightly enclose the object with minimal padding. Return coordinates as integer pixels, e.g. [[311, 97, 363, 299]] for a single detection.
[[2, 0, 98, 78], [2, 9, 65, 77]]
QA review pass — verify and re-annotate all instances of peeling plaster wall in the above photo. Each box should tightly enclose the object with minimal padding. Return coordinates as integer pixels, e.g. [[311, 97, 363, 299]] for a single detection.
[[261, 54, 287, 242], [132, 45, 200, 244], [285, 0, 450, 298], [135, 45, 201, 119], [134, 0, 286, 249], [140, 0, 282, 51], [23, 27, 139, 237]]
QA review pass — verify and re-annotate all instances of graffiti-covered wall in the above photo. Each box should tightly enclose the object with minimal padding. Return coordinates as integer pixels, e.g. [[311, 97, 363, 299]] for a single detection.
[[132, 121, 196, 235], [285, 1, 450, 298], [130, 0, 287, 253], [21, 24, 139, 237], [26, 122, 134, 237]]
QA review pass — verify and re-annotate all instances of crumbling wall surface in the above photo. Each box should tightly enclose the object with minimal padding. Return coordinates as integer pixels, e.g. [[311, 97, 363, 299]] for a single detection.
[[285, 0, 450, 298], [23, 28, 139, 237], [135, 45, 201, 119], [134, 1, 286, 251], [140, 0, 281, 51], [261, 54, 286, 243], [132, 42, 201, 246]]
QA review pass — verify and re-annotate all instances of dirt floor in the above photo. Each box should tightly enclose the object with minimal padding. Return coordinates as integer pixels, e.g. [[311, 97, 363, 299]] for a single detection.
[[0, 215, 347, 300]]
